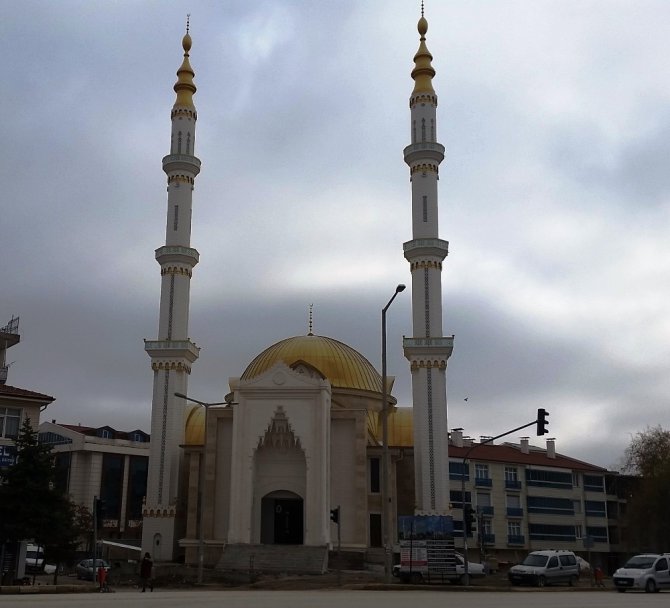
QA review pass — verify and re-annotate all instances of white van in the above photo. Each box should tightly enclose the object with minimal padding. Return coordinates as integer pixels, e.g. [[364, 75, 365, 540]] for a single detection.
[[613, 554, 670, 593], [24, 544, 45, 573], [508, 549, 579, 587]]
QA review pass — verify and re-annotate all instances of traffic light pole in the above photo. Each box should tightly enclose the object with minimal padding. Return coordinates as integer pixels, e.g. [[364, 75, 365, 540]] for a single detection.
[[460, 412, 547, 584]]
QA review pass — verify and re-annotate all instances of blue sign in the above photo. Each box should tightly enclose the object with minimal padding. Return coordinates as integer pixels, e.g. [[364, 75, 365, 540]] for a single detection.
[[0, 444, 17, 468], [398, 515, 454, 540]]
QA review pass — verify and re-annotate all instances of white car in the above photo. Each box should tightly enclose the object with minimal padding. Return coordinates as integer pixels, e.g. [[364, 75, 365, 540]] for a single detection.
[[613, 554, 670, 593]]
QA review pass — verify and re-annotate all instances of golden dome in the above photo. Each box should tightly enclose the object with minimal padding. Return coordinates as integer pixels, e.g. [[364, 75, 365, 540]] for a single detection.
[[242, 334, 382, 394], [184, 404, 204, 445]]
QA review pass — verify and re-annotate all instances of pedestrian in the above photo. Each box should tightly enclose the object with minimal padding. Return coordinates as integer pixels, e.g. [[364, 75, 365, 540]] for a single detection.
[[140, 552, 154, 592], [594, 565, 605, 588], [97, 564, 109, 592]]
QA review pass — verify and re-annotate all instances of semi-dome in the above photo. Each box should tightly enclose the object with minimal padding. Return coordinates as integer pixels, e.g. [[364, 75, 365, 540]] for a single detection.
[[241, 334, 382, 394]]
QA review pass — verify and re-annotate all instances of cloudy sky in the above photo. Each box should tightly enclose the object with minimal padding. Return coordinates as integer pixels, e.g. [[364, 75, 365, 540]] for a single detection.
[[2, 1, 668, 469]]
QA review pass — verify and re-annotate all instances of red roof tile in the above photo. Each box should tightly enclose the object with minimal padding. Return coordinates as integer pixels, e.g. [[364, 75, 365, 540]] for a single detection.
[[448, 442, 606, 471], [0, 384, 55, 402]]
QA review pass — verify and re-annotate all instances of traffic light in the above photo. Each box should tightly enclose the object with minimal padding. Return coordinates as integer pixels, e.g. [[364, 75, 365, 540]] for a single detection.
[[330, 507, 340, 524], [536, 408, 549, 436], [95, 497, 106, 528], [464, 505, 476, 535]]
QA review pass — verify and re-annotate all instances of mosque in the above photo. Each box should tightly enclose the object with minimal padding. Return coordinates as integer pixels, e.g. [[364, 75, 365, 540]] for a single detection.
[[141, 9, 453, 570]]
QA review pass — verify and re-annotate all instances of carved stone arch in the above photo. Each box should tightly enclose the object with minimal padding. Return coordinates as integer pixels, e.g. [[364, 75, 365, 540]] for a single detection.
[[257, 405, 303, 450]]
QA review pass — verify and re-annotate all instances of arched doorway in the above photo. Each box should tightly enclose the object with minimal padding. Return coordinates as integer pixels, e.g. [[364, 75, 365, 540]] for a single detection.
[[260, 490, 304, 544]]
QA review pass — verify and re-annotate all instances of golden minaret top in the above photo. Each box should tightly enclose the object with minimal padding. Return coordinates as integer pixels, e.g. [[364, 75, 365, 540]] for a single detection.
[[173, 16, 196, 108], [411, 5, 436, 96]]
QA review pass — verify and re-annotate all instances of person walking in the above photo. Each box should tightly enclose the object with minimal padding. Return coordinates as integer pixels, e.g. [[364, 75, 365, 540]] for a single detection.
[[140, 552, 154, 592], [594, 565, 605, 588], [97, 563, 109, 592]]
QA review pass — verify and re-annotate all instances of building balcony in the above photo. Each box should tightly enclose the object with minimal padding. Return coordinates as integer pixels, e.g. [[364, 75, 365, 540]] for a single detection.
[[478, 506, 494, 516], [480, 534, 495, 545], [506, 507, 523, 517], [505, 479, 522, 490], [474, 477, 492, 488], [507, 535, 525, 546]]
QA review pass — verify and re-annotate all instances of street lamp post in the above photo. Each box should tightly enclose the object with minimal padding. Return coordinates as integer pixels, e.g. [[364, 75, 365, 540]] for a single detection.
[[174, 392, 229, 584], [381, 283, 406, 584]]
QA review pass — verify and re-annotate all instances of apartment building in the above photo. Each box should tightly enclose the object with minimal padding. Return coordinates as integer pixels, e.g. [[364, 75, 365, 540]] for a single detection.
[[446, 430, 624, 570], [38, 421, 150, 541]]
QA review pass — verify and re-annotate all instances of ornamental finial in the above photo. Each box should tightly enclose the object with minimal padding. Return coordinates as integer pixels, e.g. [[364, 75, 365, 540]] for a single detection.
[[308, 304, 314, 336]]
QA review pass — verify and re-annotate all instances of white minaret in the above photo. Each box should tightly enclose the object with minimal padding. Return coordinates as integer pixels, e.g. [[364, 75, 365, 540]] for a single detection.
[[403, 10, 453, 514], [142, 23, 201, 560]]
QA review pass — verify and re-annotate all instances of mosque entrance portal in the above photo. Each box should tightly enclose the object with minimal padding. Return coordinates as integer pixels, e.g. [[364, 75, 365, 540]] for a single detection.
[[260, 491, 304, 544]]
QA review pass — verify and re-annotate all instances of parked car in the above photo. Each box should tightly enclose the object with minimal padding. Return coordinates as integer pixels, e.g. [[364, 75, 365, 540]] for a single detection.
[[508, 550, 579, 587], [75, 558, 111, 581], [613, 554, 670, 593]]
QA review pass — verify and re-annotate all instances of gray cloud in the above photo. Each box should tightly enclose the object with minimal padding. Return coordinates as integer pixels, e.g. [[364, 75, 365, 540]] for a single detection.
[[3, 1, 670, 473]]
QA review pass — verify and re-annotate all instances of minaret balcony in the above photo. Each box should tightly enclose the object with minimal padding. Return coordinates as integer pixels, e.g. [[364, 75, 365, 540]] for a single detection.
[[144, 339, 200, 363], [162, 154, 201, 176], [155, 245, 200, 267], [403, 336, 454, 358], [403, 141, 445, 165], [403, 238, 449, 261]]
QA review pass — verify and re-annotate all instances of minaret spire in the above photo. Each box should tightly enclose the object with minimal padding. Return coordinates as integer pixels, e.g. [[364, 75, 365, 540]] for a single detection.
[[143, 25, 202, 561], [174, 20, 196, 109], [403, 6, 453, 515]]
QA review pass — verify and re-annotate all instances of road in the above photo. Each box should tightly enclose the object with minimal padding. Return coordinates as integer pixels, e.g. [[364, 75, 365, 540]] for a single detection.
[[3, 589, 668, 608]]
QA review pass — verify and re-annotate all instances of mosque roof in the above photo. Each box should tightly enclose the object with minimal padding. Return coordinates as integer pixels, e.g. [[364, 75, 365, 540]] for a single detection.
[[241, 334, 383, 394]]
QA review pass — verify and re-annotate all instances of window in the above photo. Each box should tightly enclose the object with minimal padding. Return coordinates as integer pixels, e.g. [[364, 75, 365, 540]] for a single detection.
[[584, 500, 607, 517], [559, 554, 576, 567], [0, 407, 21, 439], [504, 466, 518, 481], [474, 463, 492, 487], [507, 520, 524, 545], [39, 431, 72, 446], [586, 526, 608, 542], [575, 524, 583, 539], [100, 454, 125, 520], [477, 492, 493, 515], [528, 524, 576, 542], [526, 469, 572, 489], [506, 494, 523, 517], [527, 496, 574, 515], [655, 558, 668, 572], [507, 521, 521, 536], [369, 514, 382, 547], [547, 556, 558, 568], [369, 458, 380, 493], [572, 472, 580, 487], [449, 490, 471, 509], [449, 461, 469, 481], [126, 456, 148, 520], [505, 466, 521, 489], [583, 475, 604, 492]]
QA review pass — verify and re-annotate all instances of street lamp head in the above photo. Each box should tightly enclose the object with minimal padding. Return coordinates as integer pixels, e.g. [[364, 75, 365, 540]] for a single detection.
[[396, 284, 406, 293], [174, 392, 187, 399]]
